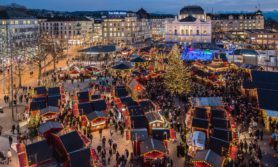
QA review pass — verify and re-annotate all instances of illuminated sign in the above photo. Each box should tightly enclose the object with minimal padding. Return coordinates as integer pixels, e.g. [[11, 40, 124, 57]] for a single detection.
[[108, 11, 127, 15]]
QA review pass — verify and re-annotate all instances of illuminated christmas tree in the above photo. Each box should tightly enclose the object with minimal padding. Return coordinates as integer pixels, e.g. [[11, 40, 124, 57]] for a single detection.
[[164, 44, 191, 95]]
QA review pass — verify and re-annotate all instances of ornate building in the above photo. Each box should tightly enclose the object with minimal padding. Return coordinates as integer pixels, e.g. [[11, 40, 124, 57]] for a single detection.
[[165, 6, 211, 44]]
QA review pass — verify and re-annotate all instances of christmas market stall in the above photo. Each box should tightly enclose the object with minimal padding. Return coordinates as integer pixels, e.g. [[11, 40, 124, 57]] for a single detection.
[[130, 128, 149, 155], [187, 131, 206, 151], [191, 118, 209, 135], [192, 149, 225, 167], [130, 115, 149, 130], [40, 106, 60, 121], [68, 148, 91, 167], [38, 121, 63, 138], [140, 138, 167, 165], [32, 86, 47, 98], [152, 128, 172, 141], [49, 130, 91, 166], [85, 111, 108, 131], [209, 137, 230, 156], [145, 112, 166, 131], [128, 79, 145, 99], [17, 139, 55, 167]]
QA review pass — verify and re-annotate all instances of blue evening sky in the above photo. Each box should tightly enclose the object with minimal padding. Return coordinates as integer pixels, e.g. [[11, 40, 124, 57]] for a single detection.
[[2, 0, 277, 13]]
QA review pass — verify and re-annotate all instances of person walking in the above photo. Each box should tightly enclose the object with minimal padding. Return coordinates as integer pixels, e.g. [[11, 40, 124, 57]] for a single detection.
[[8, 136, 13, 147], [11, 125, 15, 134]]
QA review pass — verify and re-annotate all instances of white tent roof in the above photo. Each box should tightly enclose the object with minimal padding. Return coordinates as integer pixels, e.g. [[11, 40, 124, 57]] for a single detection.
[[192, 97, 223, 107]]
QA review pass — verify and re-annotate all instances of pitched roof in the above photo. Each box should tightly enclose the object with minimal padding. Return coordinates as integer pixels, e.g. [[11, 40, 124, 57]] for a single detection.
[[40, 106, 60, 116], [38, 121, 63, 135], [80, 45, 116, 53], [69, 148, 91, 167], [120, 96, 138, 107], [30, 101, 46, 111], [193, 107, 208, 119], [128, 106, 144, 116], [78, 102, 93, 115], [209, 137, 230, 155], [130, 115, 149, 129], [211, 109, 226, 119], [86, 111, 106, 121], [257, 89, 278, 111], [131, 128, 149, 141], [193, 149, 224, 167], [192, 97, 223, 107], [192, 118, 209, 129], [59, 131, 84, 153], [91, 99, 107, 111], [211, 118, 230, 129], [212, 128, 232, 142], [48, 87, 60, 96], [34, 86, 47, 95], [77, 91, 90, 102], [138, 100, 155, 112], [25, 140, 53, 165], [48, 95, 61, 107], [179, 15, 197, 22], [145, 112, 164, 123], [140, 138, 167, 155], [152, 128, 170, 141]]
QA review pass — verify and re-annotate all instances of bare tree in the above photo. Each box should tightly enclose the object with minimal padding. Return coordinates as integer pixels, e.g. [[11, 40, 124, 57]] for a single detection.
[[48, 36, 66, 72]]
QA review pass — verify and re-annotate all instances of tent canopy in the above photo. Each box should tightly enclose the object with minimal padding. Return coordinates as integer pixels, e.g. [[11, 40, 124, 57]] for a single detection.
[[192, 97, 223, 107]]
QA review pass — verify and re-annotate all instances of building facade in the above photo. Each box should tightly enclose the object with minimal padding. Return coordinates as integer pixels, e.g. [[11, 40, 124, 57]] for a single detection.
[[165, 6, 211, 44], [101, 11, 150, 46], [40, 16, 93, 45], [179, 5, 206, 21], [247, 30, 278, 53], [0, 7, 39, 54], [206, 10, 264, 40]]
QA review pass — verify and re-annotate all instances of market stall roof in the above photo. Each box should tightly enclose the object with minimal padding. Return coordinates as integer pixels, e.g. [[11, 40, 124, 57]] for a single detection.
[[243, 70, 278, 90], [91, 99, 107, 111], [34, 86, 47, 95], [40, 106, 60, 116], [120, 96, 138, 107], [77, 91, 90, 102], [131, 128, 149, 141], [192, 118, 209, 129], [86, 111, 107, 121], [115, 86, 129, 97], [30, 101, 47, 111], [192, 149, 225, 167], [140, 138, 167, 155], [78, 102, 93, 115], [145, 112, 164, 124], [211, 108, 226, 119], [193, 107, 208, 119], [128, 106, 144, 116], [192, 97, 223, 107], [59, 131, 84, 153], [152, 128, 170, 141], [91, 94, 101, 100], [257, 89, 278, 111], [130, 115, 149, 129], [192, 131, 206, 149], [79, 45, 116, 54], [212, 128, 232, 142], [130, 55, 146, 63], [209, 137, 230, 155], [112, 61, 132, 70], [211, 118, 230, 129], [38, 121, 63, 135], [25, 139, 53, 166], [128, 79, 144, 92], [138, 99, 155, 112], [33, 97, 46, 102], [69, 148, 91, 167], [48, 87, 61, 96], [48, 95, 61, 107], [265, 109, 278, 117]]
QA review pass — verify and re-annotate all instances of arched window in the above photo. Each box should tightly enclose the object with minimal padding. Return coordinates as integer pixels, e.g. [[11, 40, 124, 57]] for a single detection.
[[181, 29, 184, 35], [186, 29, 188, 35], [174, 29, 177, 35], [197, 30, 200, 35]]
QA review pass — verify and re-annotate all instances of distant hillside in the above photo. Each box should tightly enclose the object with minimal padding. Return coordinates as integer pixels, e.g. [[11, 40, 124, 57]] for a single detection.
[[263, 11, 278, 20]]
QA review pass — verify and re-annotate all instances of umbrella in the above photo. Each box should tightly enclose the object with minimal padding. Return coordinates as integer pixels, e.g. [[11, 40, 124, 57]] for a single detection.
[[130, 55, 146, 63], [112, 61, 132, 70]]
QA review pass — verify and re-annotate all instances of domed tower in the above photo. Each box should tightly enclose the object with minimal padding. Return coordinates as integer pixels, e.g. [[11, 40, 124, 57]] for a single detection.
[[179, 5, 205, 21]]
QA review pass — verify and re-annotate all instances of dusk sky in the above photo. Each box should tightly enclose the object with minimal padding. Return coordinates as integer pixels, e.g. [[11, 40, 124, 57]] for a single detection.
[[3, 0, 277, 13]]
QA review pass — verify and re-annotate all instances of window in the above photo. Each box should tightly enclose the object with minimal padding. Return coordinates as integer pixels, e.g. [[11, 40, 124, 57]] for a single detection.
[[174, 29, 177, 35], [197, 30, 200, 35]]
